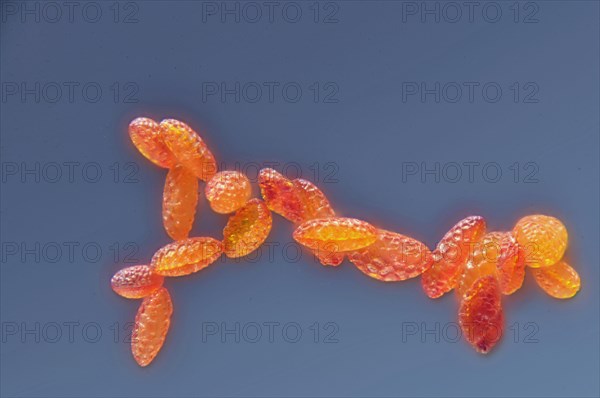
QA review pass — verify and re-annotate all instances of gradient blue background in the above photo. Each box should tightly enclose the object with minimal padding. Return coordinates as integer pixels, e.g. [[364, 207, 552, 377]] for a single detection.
[[1, 1, 599, 397]]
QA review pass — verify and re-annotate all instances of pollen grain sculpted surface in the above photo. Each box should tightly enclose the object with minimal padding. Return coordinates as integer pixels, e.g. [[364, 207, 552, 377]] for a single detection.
[[531, 260, 580, 299], [223, 199, 272, 258], [162, 164, 198, 240], [131, 287, 173, 367], [151, 237, 223, 277], [421, 216, 487, 298], [160, 119, 217, 181], [513, 215, 567, 268], [293, 217, 377, 252], [458, 275, 504, 354], [111, 265, 164, 299], [349, 229, 433, 281], [128, 117, 177, 168], [205, 171, 252, 214]]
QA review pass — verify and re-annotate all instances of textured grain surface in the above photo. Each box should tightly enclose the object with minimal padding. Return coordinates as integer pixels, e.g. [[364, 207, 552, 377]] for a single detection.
[[458, 275, 504, 354], [162, 164, 198, 240], [421, 216, 487, 298], [349, 229, 433, 281], [513, 215, 568, 268], [293, 217, 377, 252], [205, 171, 252, 214], [491, 232, 526, 295], [292, 178, 335, 221], [111, 265, 164, 299], [151, 237, 223, 277], [531, 260, 581, 299], [258, 168, 306, 223], [294, 177, 337, 266], [128, 117, 177, 169], [223, 198, 272, 258], [131, 287, 173, 367], [456, 232, 525, 298], [455, 234, 500, 299], [160, 119, 217, 181]]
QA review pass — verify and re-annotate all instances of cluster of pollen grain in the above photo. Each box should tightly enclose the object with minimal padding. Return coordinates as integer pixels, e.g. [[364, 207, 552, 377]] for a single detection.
[[258, 168, 339, 267], [112, 116, 581, 366], [424, 212, 578, 354]]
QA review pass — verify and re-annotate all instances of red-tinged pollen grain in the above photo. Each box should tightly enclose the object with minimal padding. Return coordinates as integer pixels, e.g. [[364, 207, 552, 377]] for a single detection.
[[258, 168, 306, 223], [292, 178, 335, 221], [458, 275, 504, 354], [421, 216, 487, 299]]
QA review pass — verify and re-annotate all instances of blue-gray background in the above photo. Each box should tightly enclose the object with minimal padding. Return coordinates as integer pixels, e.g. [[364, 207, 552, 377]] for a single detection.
[[1, 1, 599, 397]]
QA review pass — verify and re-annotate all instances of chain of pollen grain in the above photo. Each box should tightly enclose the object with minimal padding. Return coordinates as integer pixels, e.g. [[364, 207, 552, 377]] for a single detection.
[[112, 116, 581, 366]]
